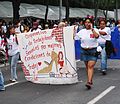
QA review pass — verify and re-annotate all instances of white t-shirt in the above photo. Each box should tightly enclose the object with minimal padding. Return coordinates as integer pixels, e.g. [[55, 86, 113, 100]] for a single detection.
[[97, 27, 111, 44], [15, 25, 24, 34], [76, 28, 99, 48], [29, 28, 41, 32], [7, 35, 19, 56], [2, 26, 7, 33]]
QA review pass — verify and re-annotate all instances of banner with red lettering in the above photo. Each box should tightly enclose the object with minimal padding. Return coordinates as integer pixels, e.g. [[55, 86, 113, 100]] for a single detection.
[[17, 26, 78, 84]]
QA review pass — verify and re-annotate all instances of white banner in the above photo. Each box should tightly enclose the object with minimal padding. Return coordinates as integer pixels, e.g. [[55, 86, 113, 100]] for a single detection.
[[17, 26, 78, 84]]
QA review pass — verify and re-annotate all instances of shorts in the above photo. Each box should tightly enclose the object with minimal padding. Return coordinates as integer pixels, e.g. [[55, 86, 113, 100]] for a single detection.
[[80, 47, 97, 61]]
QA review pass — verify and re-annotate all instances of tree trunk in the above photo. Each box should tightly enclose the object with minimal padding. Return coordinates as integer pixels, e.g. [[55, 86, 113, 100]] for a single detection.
[[12, 0, 20, 24], [45, 0, 49, 23], [65, 0, 69, 22], [94, 0, 99, 26]]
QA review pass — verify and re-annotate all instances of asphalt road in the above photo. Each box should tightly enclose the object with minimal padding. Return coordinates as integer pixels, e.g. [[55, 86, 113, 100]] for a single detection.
[[0, 59, 120, 104]]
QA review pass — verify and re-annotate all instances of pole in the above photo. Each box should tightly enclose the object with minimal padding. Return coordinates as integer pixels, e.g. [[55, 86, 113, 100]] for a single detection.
[[65, 0, 69, 22], [59, 0, 62, 22], [12, 0, 21, 23], [115, 0, 118, 21]]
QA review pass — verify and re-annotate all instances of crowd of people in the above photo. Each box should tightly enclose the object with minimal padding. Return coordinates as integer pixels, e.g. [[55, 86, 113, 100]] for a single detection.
[[0, 16, 119, 91]]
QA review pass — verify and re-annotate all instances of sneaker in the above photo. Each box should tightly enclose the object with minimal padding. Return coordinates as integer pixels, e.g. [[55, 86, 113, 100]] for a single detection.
[[17, 60, 22, 64], [101, 70, 107, 75], [12, 79, 16, 82], [10, 79, 16, 82], [0, 88, 5, 91], [85, 82, 93, 90]]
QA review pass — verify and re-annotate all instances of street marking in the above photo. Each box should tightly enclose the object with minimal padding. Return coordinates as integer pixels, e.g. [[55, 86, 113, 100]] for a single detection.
[[5, 82, 19, 88], [87, 86, 115, 104]]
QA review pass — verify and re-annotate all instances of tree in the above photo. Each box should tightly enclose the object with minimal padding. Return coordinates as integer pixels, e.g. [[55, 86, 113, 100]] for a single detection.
[[65, 0, 69, 22], [100, 0, 113, 19], [45, 0, 49, 23], [93, 0, 100, 25], [12, 0, 21, 23]]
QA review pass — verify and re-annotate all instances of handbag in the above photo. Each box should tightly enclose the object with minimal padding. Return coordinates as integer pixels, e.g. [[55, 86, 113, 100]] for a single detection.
[[105, 40, 116, 58]]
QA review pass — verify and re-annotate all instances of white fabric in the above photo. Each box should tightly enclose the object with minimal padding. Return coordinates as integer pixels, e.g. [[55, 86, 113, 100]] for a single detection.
[[15, 25, 24, 34], [97, 27, 111, 44], [0, 1, 115, 19], [7, 35, 19, 56], [2, 26, 7, 33], [0, 36, 5, 50], [76, 28, 99, 48]]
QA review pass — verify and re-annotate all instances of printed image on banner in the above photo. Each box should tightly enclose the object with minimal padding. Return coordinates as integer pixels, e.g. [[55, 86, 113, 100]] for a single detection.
[[17, 27, 77, 84]]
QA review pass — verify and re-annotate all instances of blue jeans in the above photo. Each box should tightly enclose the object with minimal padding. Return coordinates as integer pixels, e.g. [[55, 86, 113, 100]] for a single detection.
[[0, 71, 4, 90], [9, 52, 19, 80], [100, 44, 107, 71]]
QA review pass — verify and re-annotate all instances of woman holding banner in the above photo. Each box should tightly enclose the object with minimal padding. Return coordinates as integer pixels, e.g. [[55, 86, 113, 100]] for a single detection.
[[75, 18, 99, 89]]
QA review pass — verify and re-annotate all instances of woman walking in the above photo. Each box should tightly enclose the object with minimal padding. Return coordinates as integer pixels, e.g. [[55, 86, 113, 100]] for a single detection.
[[75, 18, 99, 89], [6, 26, 20, 82]]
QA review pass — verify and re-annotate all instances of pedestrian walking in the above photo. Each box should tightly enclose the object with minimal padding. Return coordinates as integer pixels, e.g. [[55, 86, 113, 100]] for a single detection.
[[0, 25, 6, 91], [6, 26, 20, 82], [97, 19, 111, 75], [74, 18, 99, 89]]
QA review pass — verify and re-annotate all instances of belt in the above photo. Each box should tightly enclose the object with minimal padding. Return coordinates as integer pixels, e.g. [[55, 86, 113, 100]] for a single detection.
[[82, 47, 96, 50]]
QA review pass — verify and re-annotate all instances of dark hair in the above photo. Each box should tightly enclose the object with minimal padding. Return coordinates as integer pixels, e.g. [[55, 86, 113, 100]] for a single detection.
[[14, 20, 20, 25], [84, 18, 93, 24], [6, 26, 15, 39], [99, 19, 107, 25], [116, 20, 120, 25], [0, 25, 3, 37]]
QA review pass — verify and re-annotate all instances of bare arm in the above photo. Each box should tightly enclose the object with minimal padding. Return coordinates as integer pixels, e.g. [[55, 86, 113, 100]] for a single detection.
[[92, 29, 99, 38], [99, 31, 107, 36]]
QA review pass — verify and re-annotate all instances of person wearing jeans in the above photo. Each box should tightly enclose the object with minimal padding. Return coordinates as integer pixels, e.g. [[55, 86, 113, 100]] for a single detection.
[[6, 26, 19, 82], [98, 19, 111, 75], [9, 52, 19, 81], [0, 71, 5, 91], [0, 25, 5, 91]]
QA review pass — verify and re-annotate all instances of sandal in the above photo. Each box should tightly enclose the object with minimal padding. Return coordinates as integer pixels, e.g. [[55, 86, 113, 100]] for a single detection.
[[85, 82, 93, 90]]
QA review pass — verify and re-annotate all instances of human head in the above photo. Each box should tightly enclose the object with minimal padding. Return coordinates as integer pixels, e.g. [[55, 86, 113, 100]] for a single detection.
[[32, 22, 39, 29], [58, 22, 65, 28], [9, 26, 15, 35], [84, 18, 93, 29], [14, 20, 21, 27], [80, 20, 83, 25], [99, 19, 106, 29], [117, 20, 120, 25], [45, 24, 49, 29], [53, 24, 58, 28], [6, 26, 15, 38]]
